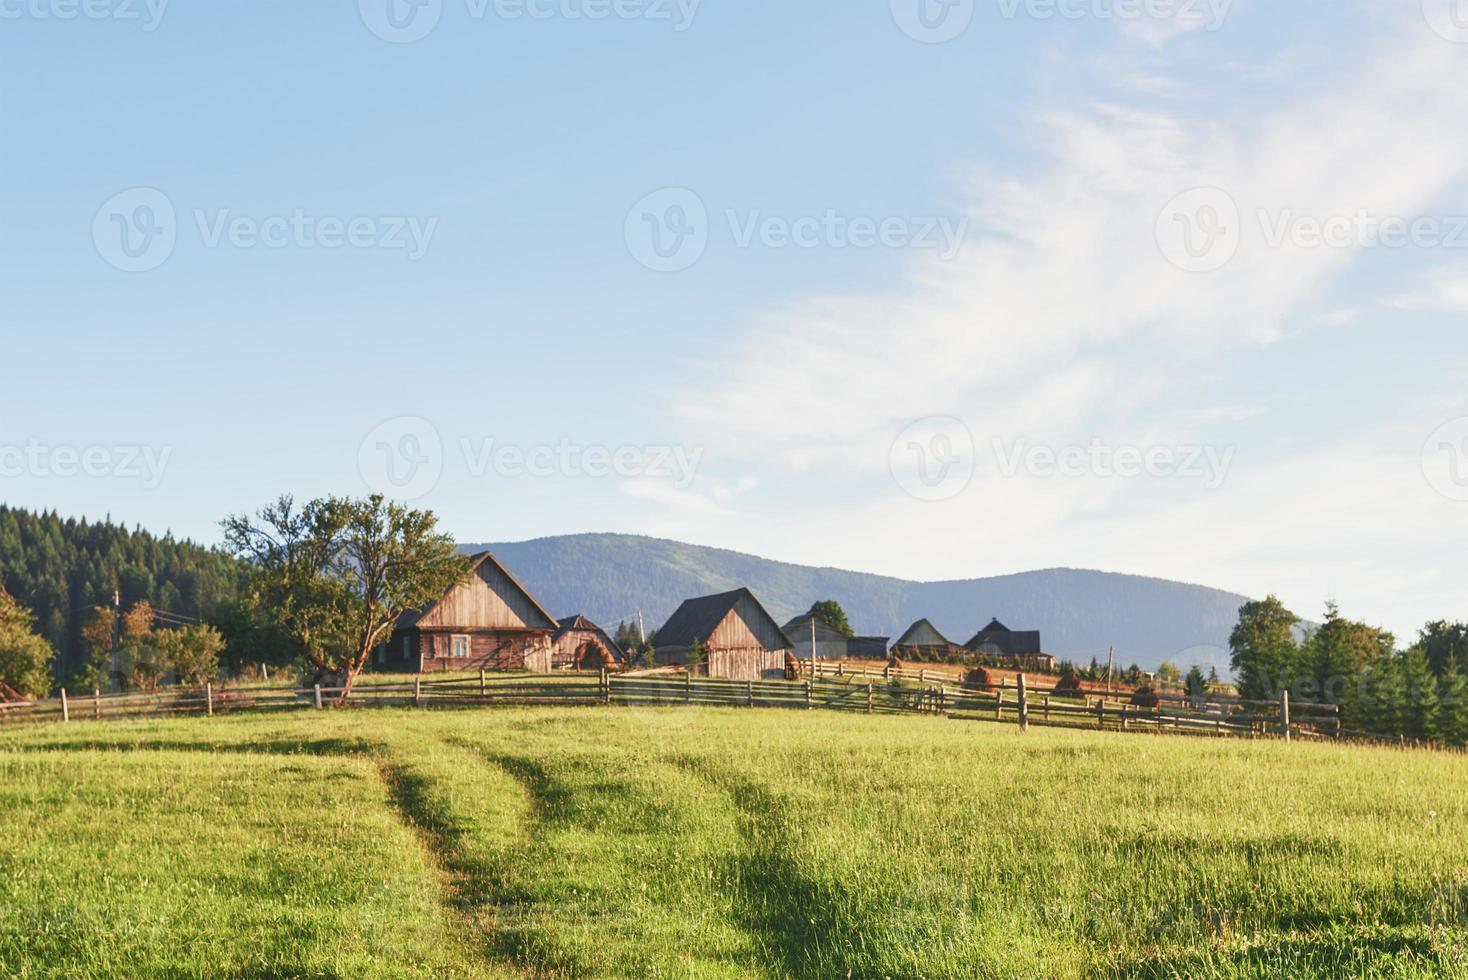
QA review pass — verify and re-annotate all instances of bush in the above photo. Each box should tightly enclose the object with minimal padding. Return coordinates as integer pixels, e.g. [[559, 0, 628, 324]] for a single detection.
[[963, 666, 993, 690]]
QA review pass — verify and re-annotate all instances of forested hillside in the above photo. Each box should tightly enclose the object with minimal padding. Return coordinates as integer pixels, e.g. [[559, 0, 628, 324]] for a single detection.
[[0, 507, 245, 681], [474, 533, 1253, 670]]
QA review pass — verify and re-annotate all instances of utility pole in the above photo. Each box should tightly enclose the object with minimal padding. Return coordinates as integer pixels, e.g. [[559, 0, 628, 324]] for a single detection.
[[1105, 645, 1115, 693], [110, 589, 121, 692], [637, 609, 645, 645], [811, 615, 817, 678]]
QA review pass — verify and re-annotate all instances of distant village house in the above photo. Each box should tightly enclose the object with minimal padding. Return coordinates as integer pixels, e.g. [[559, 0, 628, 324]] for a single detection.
[[891, 619, 966, 661], [379, 551, 559, 673], [550, 615, 625, 671], [655, 589, 794, 680], [965, 618, 1054, 671]]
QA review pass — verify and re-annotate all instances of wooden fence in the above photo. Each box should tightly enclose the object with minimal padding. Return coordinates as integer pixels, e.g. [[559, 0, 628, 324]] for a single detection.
[[0, 668, 1339, 742]]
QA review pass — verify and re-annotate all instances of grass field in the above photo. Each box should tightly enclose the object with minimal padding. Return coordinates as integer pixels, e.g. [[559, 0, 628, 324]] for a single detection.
[[1, 708, 1466, 978]]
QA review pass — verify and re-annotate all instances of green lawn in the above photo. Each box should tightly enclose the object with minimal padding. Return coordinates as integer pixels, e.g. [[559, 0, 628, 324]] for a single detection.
[[1, 708, 1465, 978]]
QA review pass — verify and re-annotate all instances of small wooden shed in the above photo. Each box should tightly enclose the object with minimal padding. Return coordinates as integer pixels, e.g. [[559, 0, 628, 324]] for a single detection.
[[654, 588, 794, 680], [891, 618, 965, 661], [550, 614, 625, 670], [380, 551, 558, 673], [782, 612, 849, 661]]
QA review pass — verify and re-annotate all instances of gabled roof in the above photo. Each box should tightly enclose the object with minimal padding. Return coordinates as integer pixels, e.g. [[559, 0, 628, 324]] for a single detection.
[[655, 588, 792, 651], [401, 550, 558, 630], [553, 614, 625, 658], [964, 619, 1043, 655], [893, 618, 954, 648], [782, 612, 848, 643]]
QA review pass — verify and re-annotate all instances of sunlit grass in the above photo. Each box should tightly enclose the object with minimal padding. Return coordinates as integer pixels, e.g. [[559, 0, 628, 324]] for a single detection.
[[2, 708, 1465, 977]]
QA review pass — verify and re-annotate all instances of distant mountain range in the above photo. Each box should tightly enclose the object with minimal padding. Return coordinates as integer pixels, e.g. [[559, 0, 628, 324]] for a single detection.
[[463, 533, 1249, 672]]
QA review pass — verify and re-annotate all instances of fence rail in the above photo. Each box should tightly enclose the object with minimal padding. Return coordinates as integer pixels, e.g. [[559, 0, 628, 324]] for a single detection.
[[0, 668, 1339, 743]]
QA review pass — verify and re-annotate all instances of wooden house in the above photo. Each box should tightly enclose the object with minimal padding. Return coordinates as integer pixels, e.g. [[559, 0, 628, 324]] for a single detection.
[[964, 618, 1052, 670], [378, 551, 558, 673], [891, 618, 965, 661], [782, 612, 850, 661], [550, 614, 625, 671], [655, 588, 794, 680]]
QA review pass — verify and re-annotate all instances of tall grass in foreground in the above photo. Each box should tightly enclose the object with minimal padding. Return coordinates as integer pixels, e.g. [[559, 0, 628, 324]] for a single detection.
[[2, 708, 1466, 978]]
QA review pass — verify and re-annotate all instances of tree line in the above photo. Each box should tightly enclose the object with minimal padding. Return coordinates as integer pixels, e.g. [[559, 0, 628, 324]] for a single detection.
[[1229, 597, 1468, 745]]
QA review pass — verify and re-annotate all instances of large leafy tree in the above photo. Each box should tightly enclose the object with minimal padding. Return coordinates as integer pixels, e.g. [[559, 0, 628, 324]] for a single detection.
[[1229, 596, 1300, 702], [223, 495, 470, 702], [0, 588, 55, 699], [1413, 621, 1468, 678], [808, 600, 854, 637]]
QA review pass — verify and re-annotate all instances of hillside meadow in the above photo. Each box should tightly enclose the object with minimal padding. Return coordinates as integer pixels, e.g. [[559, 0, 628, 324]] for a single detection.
[[1, 707, 1465, 978]]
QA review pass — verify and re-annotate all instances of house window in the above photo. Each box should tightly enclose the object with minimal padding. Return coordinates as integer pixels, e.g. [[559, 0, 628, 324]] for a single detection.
[[451, 634, 470, 658]]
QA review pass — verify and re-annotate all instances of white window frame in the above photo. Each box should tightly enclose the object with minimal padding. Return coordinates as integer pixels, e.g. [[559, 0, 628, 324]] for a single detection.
[[450, 634, 471, 659]]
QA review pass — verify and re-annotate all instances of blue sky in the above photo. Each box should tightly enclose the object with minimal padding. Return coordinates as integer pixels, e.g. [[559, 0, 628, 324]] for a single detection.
[[2, 0, 1467, 645]]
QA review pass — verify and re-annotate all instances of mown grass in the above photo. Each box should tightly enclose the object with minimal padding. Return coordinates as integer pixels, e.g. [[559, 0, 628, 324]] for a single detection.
[[2, 708, 1466, 978]]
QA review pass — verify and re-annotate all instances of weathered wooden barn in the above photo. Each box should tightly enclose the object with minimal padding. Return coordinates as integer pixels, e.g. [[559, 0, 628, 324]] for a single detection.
[[782, 612, 850, 661], [378, 551, 558, 673], [550, 614, 625, 670], [964, 618, 1053, 670], [655, 589, 794, 680], [891, 618, 965, 660]]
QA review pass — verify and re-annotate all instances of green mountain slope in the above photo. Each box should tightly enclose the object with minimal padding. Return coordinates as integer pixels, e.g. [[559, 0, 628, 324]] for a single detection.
[[468, 533, 1249, 671]]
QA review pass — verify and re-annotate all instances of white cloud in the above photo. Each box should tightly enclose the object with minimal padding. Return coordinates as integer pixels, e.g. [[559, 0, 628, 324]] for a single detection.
[[1390, 265, 1468, 312], [648, 26, 1468, 640]]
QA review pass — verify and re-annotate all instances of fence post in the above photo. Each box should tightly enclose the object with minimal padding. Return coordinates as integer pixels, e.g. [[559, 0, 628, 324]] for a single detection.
[[600, 667, 610, 705], [994, 686, 1003, 721], [867, 681, 873, 714], [1280, 689, 1291, 742], [313, 684, 323, 710], [805, 680, 813, 710], [920, 668, 927, 685], [206, 682, 214, 717], [94, 688, 101, 721], [60, 688, 69, 723], [1096, 698, 1104, 729], [884, 663, 891, 680], [1043, 693, 1050, 722], [414, 677, 422, 708], [747, 680, 754, 708], [480, 669, 487, 698], [1017, 673, 1029, 732], [685, 670, 692, 704]]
